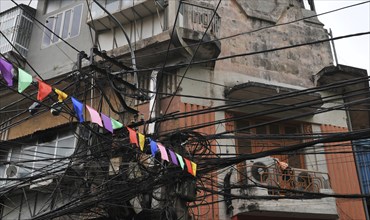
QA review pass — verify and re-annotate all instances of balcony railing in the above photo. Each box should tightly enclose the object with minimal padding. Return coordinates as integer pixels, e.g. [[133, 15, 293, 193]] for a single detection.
[[0, 6, 35, 59], [87, 0, 167, 31], [179, 1, 221, 38], [245, 157, 331, 195]]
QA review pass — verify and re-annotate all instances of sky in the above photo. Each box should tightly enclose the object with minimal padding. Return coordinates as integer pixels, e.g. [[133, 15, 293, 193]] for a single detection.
[[314, 0, 370, 73], [0, 0, 369, 73]]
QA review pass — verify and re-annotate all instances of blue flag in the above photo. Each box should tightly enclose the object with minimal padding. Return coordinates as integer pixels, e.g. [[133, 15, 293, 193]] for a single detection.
[[72, 97, 84, 122], [150, 139, 158, 157]]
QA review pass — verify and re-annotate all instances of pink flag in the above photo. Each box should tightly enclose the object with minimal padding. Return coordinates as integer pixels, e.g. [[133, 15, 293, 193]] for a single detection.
[[127, 127, 139, 147], [157, 143, 169, 162], [86, 105, 103, 127]]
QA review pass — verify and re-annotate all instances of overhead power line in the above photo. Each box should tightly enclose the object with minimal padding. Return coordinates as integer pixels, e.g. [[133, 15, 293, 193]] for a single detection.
[[118, 1, 370, 64]]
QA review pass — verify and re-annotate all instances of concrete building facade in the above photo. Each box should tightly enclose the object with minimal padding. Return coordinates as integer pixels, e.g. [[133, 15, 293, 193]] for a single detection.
[[0, 0, 368, 219]]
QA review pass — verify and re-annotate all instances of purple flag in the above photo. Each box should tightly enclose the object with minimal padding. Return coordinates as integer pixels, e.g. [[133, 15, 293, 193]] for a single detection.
[[0, 58, 13, 86], [169, 150, 178, 165], [101, 113, 113, 133]]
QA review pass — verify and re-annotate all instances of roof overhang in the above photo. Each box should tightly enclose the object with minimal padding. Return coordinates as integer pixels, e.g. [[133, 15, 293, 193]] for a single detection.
[[313, 64, 368, 92], [224, 82, 323, 118], [314, 64, 370, 130], [0, 122, 78, 145]]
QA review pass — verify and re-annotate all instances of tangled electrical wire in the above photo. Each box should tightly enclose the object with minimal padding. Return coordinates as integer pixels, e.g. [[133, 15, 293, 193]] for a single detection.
[[2, 63, 370, 219], [1, 1, 370, 218]]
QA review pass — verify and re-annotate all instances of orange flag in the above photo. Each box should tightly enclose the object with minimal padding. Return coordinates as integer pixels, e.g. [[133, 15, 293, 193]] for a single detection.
[[184, 158, 193, 176], [127, 127, 138, 147], [37, 79, 52, 101]]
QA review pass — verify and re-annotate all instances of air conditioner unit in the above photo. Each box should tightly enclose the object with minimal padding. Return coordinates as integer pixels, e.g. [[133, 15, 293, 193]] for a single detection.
[[5, 165, 35, 180], [5, 165, 19, 178], [246, 157, 276, 184]]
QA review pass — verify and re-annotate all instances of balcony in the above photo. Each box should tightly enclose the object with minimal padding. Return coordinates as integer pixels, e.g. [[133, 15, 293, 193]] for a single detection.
[[88, 0, 221, 68], [233, 157, 338, 219], [0, 5, 35, 63], [87, 0, 166, 31], [179, 1, 221, 39]]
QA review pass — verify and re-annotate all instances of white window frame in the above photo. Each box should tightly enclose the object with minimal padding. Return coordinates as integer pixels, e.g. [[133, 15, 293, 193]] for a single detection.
[[45, 0, 78, 14], [0, 132, 76, 182], [42, 4, 83, 48]]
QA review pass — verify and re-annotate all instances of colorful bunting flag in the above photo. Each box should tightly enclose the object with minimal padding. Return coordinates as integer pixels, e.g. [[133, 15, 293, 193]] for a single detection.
[[127, 127, 139, 147], [176, 153, 185, 170], [71, 97, 84, 122], [111, 118, 123, 129], [17, 68, 32, 93], [157, 143, 169, 162], [138, 133, 145, 151], [86, 105, 103, 127], [5, 66, 196, 176], [37, 79, 52, 101], [169, 150, 178, 166], [191, 161, 197, 176], [54, 88, 68, 102], [184, 158, 193, 175], [101, 113, 113, 133], [150, 139, 158, 157], [0, 58, 13, 86]]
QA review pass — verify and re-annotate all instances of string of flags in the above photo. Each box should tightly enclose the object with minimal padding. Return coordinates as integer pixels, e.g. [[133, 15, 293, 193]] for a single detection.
[[0, 58, 197, 177]]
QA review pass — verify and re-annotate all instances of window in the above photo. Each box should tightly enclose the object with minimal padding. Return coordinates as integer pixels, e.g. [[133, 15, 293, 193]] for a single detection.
[[0, 130, 76, 183], [234, 118, 307, 185], [45, 0, 77, 14], [235, 118, 305, 168], [42, 4, 83, 47], [137, 71, 178, 104], [22, 132, 76, 177]]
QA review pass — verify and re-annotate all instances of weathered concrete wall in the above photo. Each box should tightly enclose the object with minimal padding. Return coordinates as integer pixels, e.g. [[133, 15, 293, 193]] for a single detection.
[[215, 0, 333, 88], [26, 0, 93, 79]]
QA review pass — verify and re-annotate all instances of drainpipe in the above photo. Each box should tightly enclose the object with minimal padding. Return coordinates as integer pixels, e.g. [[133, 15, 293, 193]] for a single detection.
[[148, 70, 158, 134], [328, 29, 339, 66]]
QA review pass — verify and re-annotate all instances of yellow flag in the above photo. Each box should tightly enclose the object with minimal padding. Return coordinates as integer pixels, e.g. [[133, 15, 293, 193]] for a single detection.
[[138, 133, 145, 151], [191, 161, 197, 176], [55, 88, 68, 102]]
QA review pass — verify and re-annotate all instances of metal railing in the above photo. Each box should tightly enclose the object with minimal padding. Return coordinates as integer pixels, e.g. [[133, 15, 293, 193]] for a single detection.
[[246, 159, 331, 195], [180, 1, 221, 38]]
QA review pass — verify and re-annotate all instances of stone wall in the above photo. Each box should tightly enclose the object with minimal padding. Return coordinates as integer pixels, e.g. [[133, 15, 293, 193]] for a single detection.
[[215, 0, 333, 88]]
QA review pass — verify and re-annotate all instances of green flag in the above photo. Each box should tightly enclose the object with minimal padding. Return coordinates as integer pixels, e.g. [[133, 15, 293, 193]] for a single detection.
[[18, 68, 32, 93], [111, 118, 123, 129], [176, 153, 185, 170]]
